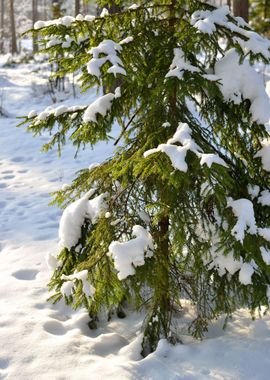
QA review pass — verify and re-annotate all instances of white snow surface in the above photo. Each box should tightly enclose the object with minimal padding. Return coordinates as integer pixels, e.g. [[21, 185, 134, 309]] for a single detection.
[[1, 56, 270, 379]]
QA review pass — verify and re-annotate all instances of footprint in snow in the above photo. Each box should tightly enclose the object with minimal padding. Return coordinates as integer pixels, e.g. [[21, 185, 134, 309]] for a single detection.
[[12, 269, 38, 280], [43, 321, 66, 336], [90, 333, 129, 356], [48, 312, 70, 322], [0, 357, 10, 369], [11, 156, 26, 163]]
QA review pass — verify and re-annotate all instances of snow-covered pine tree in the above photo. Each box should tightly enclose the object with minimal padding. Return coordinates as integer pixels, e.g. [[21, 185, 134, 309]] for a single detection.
[[22, 1, 270, 355]]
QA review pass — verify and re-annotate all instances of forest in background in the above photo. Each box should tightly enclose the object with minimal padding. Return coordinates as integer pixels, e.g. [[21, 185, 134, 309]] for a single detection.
[[0, 1, 270, 56]]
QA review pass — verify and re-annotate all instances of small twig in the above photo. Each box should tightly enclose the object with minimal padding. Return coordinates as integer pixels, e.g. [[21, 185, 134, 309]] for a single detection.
[[114, 108, 141, 146]]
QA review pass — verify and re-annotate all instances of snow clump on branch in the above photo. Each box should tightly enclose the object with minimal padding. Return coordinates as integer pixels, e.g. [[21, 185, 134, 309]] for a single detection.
[[108, 225, 153, 280], [87, 39, 126, 78], [227, 198, 257, 243], [144, 122, 227, 172], [59, 191, 108, 249], [61, 270, 95, 297]]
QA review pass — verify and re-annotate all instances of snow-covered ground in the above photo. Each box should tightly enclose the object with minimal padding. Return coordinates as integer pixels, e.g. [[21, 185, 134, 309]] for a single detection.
[[1, 55, 270, 380]]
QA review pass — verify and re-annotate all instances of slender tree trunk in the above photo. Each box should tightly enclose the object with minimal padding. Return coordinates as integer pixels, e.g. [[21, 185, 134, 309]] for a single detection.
[[75, 0, 80, 16], [32, 0, 38, 53], [264, 0, 270, 19], [0, 0, 4, 53], [9, 0, 17, 54], [233, 0, 249, 22], [52, 0, 62, 19], [83, 2, 89, 14], [43, 0, 47, 20], [141, 3, 177, 357], [157, 215, 171, 318]]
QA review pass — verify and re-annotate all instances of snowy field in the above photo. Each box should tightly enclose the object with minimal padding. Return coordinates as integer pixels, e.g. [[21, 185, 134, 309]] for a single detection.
[[1, 54, 270, 380]]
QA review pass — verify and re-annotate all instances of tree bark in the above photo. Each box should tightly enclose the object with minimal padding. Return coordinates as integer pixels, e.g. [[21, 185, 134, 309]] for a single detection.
[[9, 0, 17, 54], [52, 0, 62, 19], [75, 0, 80, 16], [233, 0, 249, 22], [264, 0, 270, 19], [0, 0, 4, 53], [43, 0, 47, 20], [32, 0, 38, 53]]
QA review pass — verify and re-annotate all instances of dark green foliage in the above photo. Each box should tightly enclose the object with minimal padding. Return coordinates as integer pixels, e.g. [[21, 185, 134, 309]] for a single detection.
[[21, 0, 270, 356]]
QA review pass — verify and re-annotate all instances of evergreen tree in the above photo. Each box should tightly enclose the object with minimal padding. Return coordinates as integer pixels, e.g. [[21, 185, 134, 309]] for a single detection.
[[22, 1, 270, 356]]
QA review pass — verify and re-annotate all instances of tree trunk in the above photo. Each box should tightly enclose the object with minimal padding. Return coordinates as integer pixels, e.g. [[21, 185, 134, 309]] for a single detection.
[[264, 0, 270, 19], [52, 0, 62, 19], [0, 0, 4, 54], [32, 0, 38, 53], [75, 0, 80, 16], [233, 0, 249, 22], [43, 0, 47, 20], [9, 0, 17, 54], [141, 215, 172, 357]]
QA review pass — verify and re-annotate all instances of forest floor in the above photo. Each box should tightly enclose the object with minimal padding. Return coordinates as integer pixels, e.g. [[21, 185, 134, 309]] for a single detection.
[[1, 54, 270, 380]]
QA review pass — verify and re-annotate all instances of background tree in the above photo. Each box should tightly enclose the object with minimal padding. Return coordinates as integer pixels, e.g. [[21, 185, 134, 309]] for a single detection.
[[52, 0, 65, 19], [75, 0, 80, 16], [10, 0, 17, 54], [0, 0, 4, 53], [250, 0, 270, 36], [32, 0, 38, 52], [233, 0, 249, 21], [24, 0, 270, 356]]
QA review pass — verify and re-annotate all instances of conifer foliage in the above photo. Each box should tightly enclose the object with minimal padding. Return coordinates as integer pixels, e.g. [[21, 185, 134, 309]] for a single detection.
[[22, 1, 270, 355]]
